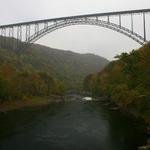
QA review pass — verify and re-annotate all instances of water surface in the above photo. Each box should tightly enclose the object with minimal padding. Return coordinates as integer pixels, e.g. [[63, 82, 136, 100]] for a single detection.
[[0, 96, 147, 150]]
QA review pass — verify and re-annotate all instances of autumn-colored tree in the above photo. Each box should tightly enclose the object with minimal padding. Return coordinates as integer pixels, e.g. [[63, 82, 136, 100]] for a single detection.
[[84, 42, 150, 128]]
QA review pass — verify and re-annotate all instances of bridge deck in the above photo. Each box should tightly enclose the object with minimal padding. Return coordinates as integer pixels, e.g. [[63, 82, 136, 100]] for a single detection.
[[1, 8, 150, 28]]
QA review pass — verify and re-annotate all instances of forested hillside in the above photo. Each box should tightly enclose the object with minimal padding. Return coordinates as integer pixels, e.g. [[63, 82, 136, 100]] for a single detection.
[[0, 37, 108, 101], [84, 42, 150, 130]]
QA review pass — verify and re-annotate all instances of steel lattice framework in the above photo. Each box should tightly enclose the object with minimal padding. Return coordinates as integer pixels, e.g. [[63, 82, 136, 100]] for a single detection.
[[0, 9, 150, 50]]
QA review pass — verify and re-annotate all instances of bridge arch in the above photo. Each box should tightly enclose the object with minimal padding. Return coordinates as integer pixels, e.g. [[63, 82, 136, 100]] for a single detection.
[[0, 9, 150, 50], [24, 18, 145, 49]]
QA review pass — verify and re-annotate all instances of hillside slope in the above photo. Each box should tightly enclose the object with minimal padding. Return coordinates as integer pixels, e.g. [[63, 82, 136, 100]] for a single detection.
[[84, 42, 150, 131], [0, 38, 108, 90]]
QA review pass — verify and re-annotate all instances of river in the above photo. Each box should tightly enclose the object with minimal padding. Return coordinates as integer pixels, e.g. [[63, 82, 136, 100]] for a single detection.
[[0, 95, 147, 150]]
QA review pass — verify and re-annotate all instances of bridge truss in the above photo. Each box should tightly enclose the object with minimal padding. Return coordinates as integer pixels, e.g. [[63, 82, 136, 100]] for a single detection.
[[0, 9, 150, 50]]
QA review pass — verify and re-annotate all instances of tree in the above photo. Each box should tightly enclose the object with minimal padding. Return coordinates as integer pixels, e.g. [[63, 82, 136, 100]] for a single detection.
[[0, 76, 9, 101]]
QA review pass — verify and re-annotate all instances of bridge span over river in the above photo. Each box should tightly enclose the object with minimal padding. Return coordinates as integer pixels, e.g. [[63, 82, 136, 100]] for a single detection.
[[0, 9, 150, 50]]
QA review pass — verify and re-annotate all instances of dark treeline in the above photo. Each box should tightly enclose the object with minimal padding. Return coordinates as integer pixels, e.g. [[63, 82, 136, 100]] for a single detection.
[[84, 43, 150, 131], [0, 64, 64, 102]]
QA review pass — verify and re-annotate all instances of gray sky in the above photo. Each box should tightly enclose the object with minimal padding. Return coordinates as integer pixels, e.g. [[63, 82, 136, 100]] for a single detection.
[[0, 0, 150, 60]]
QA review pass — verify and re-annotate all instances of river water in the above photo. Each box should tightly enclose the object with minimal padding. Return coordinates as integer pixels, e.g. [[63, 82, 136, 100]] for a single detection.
[[0, 95, 147, 150]]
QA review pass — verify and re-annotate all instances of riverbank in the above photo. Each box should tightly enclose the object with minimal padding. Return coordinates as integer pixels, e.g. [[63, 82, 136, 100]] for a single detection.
[[0, 96, 64, 113], [99, 96, 150, 150]]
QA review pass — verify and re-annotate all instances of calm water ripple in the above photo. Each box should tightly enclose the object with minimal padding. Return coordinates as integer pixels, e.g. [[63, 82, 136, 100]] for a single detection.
[[0, 96, 147, 150]]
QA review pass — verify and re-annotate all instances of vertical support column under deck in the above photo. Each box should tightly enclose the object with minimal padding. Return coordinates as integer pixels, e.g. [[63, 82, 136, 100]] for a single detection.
[[1, 28, 5, 48], [96, 16, 98, 22], [26, 25, 30, 42], [143, 13, 146, 41], [119, 15, 121, 27], [35, 23, 39, 35], [53, 21, 57, 29], [2, 28, 6, 47], [17, 26, 22, 50], [0, 28, 2, 48], [17, 26, 22, 41], [44, 22, 48, 30], [107, 16, 110, 23], [131, 14, 133, 33], [9, 27, 14, 50], [9, 27, 14, 37]]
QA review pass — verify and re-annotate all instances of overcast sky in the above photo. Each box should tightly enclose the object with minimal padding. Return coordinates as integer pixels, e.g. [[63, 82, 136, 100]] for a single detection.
[[0, 0, 150, 60]]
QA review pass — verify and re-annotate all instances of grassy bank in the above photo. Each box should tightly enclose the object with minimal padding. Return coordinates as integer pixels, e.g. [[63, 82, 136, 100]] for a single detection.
[[0, 96, 64, 112]]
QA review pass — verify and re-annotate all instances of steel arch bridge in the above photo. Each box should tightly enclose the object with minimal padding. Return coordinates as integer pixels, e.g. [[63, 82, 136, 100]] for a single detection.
[[0, 9, 150, 50]]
